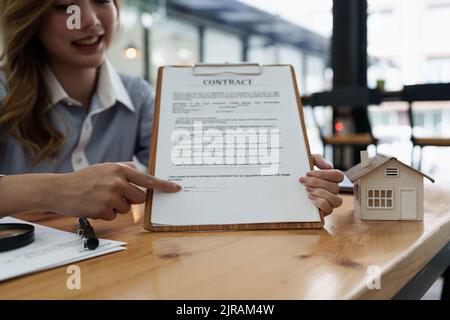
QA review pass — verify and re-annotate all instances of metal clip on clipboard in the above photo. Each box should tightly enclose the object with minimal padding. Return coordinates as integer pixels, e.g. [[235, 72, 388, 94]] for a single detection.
[[192, 63, 262, 76]]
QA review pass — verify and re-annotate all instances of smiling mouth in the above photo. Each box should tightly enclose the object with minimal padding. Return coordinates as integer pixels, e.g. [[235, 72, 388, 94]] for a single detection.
[[72, 35, 104, 46]]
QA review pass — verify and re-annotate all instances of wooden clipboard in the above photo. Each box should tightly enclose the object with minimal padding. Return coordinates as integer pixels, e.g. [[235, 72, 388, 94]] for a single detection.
[[144, 63, 325, 231]]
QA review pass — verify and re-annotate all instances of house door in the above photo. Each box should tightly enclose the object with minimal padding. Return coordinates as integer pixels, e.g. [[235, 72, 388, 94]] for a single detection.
[[400, 189, 417, 219]]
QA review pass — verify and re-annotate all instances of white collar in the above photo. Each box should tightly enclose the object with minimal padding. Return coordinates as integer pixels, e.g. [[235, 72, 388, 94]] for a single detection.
[[44, 59, 135, 112]]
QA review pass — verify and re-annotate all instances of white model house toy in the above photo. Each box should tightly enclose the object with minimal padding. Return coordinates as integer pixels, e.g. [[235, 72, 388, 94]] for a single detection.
[[345, 151, 435, 221]]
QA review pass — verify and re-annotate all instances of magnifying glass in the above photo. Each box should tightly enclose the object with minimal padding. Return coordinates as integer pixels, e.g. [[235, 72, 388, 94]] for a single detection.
[[0, 223, 35, 252]]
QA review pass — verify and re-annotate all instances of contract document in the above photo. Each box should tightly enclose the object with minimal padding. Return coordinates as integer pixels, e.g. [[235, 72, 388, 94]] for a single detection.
[[145, 64, 323, 230]]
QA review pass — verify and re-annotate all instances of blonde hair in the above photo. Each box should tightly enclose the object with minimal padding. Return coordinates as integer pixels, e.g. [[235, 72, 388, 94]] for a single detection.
[[0, 0, 120, 164]]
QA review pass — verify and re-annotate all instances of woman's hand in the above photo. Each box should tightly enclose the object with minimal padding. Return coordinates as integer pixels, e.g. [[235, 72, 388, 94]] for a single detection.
[[49, 162, 181, 221], [299, 154, 344, 216]]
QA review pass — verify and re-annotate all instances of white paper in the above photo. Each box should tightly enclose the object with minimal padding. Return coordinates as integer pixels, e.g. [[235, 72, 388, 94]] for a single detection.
[[0, 217, 126, 282], [152, 65, 320, 226]]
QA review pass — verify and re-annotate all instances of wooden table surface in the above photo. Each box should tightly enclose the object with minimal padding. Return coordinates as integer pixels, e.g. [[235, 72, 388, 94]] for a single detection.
[[1, 183, 449, 300]]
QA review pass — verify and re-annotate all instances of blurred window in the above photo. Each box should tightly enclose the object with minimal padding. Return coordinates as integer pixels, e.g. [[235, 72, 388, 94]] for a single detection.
[[107, 7, 144, 77], [425, 57, 450, 83], [204, 28, 242, 63], [247, 36, 278, 64], [150, 18, 200, 83], [305, 54, 326, 94]]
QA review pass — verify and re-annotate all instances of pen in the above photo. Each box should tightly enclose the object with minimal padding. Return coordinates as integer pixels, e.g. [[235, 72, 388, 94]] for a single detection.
[[77, 218, 99, 250]]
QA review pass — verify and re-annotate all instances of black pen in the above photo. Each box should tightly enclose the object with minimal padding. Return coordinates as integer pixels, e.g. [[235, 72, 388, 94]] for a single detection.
[[77, 218, 99, 250]]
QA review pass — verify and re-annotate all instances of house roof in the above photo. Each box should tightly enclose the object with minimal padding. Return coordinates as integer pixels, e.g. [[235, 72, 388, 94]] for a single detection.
[[345, 154, 435, 183]]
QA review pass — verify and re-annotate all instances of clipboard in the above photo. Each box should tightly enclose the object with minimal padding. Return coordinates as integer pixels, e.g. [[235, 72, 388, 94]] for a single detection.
[[144, 63, 325, 231]]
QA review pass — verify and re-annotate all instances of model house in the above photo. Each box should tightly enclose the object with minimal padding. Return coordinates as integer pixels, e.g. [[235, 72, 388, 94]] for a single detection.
[[345, 151, 435, 221]]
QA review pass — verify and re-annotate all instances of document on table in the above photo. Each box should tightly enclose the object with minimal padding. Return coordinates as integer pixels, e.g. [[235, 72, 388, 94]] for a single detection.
[[0, 217, 126, 282], [150, 65, 320, 226]]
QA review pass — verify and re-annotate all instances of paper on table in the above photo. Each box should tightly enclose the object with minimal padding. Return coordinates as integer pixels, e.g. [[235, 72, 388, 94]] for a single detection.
[[0, 217, 126, 282], [151, 65, 320, 226]]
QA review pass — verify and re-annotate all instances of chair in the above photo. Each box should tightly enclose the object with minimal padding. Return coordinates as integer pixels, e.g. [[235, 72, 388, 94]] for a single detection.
[[307, 87, 381, 168], [402, 83, 450, 171]]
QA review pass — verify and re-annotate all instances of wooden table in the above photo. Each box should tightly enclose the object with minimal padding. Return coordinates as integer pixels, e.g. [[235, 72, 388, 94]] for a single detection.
[[1, 183, 449, 300]]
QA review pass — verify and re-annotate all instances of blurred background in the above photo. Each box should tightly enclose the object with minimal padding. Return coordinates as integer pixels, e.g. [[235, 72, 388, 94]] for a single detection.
[[0, 0, 447, 299], [103, 1, 450, 297], [2, 0, 449, 178], [90, 0, 450, 181]]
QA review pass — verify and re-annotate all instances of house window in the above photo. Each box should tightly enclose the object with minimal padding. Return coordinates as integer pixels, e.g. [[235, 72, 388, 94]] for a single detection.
[[367, 189, 394, 209], [385, 167, 399, 177]]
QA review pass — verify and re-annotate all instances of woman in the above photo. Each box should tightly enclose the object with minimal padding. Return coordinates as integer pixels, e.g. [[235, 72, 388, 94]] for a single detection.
[[0, 0, 344, 221]]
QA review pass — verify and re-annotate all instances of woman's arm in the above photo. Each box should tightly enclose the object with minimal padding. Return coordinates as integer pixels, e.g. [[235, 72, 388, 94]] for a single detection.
[[0, 163, 181, 220], [0, 174, 58, 218]]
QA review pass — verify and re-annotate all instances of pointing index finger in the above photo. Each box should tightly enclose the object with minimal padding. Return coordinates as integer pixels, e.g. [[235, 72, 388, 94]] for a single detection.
[[122, 166, 181, 192]]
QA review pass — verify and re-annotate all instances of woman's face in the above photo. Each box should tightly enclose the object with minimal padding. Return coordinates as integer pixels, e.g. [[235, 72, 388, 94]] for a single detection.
[[39, 0, 118, 69]]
